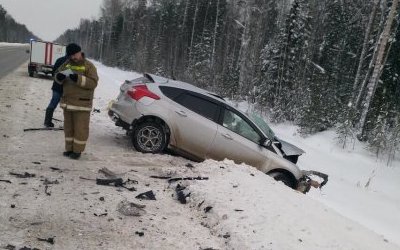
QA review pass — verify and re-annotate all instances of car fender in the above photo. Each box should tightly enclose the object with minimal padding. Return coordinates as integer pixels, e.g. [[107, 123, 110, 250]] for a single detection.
[[135, 100, 177, 147], [257, 150, 304, 181]]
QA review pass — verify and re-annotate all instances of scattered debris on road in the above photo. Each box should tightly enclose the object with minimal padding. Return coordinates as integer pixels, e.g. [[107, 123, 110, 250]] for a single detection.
[[168, 176, 209, 183], [94, 212, 108, 217], [49, 167, 63, 172], [135, 190, 156, 200], [42, 179, 59, 185], [117, 200, 146, 216], [80, 168, 137, 191], [9, 172, 35, 178], [37, 237, 55, 245], [23, 127, 63, 132], [3, 244, 16, 250], [135, 231, 144, 237], [149, 175, 209, 183], [0, 179, 12, 184], [204, 206, 213, 213], [96, 178, 123, 187], [150, 175, 171, 180], [19, 246, 40, 250], [175, 184, 190, 204]]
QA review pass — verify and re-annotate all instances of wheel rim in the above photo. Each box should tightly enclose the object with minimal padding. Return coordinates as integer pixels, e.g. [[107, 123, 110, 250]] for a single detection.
[[137, 125, 163, 152]]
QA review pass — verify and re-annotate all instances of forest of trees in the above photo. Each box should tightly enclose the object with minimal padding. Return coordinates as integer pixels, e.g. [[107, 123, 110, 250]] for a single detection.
[[56, 0, 400, 162], [0, 5, 37, 43]]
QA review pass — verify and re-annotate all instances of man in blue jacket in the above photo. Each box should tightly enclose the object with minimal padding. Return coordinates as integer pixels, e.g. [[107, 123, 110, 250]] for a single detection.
[[44, 53, 68, 127]]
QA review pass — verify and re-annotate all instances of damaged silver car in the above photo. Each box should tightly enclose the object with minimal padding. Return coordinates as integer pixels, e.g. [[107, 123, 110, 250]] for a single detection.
[[108, 73, 328, 193]]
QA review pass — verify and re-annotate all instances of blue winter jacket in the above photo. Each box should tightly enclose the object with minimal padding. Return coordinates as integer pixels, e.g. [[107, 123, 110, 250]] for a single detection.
[[51, 56, 68, 93]]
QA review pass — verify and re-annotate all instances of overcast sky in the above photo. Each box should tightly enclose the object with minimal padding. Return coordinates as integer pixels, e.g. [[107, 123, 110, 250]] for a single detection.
[[0, 0, 102, 41]]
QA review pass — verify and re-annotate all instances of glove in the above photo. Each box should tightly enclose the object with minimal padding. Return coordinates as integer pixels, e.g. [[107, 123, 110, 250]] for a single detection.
[[69, 74, 78, 82], [56, 73, 66, 82]]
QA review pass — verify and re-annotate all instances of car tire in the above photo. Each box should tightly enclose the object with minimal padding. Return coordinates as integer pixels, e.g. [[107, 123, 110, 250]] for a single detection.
[[268, 172, 296, 189], [132, 121, 167, 153], [29, 71, 34, 77]]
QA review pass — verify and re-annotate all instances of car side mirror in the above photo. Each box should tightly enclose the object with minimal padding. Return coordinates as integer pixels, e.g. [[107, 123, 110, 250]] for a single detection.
[[262, 138, 272, 147]]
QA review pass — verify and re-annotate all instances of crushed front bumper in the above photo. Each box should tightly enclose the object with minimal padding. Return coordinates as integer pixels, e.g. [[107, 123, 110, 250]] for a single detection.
[[297, 170, 329, 194]]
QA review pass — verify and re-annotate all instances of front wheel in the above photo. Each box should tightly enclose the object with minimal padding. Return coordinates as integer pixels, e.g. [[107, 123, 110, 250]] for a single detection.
[[132, 122, 167, 153], [268, 172, 297, 189]]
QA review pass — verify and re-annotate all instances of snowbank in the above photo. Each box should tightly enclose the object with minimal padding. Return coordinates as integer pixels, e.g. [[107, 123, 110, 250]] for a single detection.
[[177, 159, 398, 250]]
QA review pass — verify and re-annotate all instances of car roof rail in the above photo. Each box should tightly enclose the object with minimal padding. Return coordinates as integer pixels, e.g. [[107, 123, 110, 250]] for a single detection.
[[207, 92, 225, 101]]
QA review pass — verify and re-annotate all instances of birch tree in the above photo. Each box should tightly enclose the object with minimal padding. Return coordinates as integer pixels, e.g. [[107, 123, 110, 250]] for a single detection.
[[358, 0, 399, 139]]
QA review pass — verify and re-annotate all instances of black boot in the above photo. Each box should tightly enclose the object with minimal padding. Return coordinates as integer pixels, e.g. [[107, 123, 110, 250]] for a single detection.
[[44, 108, 55, 127], [69, 152, 81, 160], [63, 151, 73, 157]]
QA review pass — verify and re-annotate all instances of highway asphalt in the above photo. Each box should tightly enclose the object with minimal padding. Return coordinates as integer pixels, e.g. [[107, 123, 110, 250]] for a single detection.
[[0, 45, 30, 79]]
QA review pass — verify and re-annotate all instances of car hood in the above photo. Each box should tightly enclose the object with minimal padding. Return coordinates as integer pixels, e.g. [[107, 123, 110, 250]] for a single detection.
[[276, 138, 305, 156]]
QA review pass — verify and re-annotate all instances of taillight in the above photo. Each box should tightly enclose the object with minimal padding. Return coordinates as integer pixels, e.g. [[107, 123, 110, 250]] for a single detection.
[[127, 85, 160, 101]]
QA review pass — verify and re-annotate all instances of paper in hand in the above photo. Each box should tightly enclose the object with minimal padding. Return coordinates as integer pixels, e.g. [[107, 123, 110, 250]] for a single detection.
[[60, 69, 74, 76]]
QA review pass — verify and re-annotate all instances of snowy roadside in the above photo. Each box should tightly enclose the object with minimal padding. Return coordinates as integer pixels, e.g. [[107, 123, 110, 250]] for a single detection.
[[232, 100, 400, 246], [0, 42, 29, 47], [269, 124, 400, 246], [0, 59, 399, 249]]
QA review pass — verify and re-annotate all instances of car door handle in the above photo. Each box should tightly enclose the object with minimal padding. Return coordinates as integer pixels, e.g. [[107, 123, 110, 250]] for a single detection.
[[221, 133, 233, 140], [175, 110, 187, 117]]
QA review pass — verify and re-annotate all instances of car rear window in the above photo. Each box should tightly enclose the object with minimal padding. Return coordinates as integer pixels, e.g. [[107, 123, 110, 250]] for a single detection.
[[175, 93, 220, 122], [159, 86, 185, 100]]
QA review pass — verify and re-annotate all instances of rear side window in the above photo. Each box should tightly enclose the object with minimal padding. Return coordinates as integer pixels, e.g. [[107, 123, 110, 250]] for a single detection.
[[175, 93, 220, 122], [159, 86, 185, 100]]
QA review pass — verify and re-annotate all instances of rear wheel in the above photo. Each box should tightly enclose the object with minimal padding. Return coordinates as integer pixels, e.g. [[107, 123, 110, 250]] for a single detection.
[[268, 171, 297, 189], [132, 122, 167, 153]]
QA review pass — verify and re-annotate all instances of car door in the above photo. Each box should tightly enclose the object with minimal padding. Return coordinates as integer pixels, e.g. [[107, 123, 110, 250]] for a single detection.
[[168, 91, 220, 159], [206, 107, 266, 168]]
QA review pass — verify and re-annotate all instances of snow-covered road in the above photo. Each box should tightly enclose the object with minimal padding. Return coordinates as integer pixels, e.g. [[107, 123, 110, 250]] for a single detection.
[[0, 56, 398, 249]]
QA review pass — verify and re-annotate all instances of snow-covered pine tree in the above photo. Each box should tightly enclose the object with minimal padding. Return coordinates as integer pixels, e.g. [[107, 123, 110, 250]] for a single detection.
[[300, 0, 363, 134]]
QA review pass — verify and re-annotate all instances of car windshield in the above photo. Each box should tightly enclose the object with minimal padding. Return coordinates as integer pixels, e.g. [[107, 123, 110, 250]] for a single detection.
[[246, 113, 275, 139]]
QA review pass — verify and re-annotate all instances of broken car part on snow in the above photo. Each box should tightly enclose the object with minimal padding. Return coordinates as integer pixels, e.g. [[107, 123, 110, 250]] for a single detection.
[[9, 172, 35, 178], [296, 170, 329, 193], [79, 176, 137, 192], [135, 190, 156, 200], [23, 127, 63, 132], [117, 200, 146, 216], [149, 175, 209, 183]]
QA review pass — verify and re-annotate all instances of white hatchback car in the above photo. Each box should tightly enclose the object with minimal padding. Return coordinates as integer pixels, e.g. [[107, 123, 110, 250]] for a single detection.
[[108, 73, 328, 193]]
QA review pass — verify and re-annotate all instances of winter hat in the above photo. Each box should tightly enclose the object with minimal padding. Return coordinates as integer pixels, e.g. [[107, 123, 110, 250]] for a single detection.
[[66, 43, 81, 57]]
